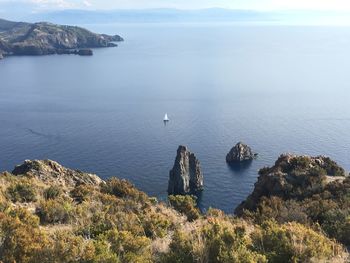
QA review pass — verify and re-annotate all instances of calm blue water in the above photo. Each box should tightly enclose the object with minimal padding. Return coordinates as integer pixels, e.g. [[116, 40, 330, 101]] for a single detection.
[[1, 24, 350, 213]]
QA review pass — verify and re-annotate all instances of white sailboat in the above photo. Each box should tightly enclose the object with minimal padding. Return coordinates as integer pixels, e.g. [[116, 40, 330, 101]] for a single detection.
[[163, 113, 169, 122]]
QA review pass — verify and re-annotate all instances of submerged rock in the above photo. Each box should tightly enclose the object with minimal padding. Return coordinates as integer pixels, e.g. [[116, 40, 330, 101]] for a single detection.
[[235, 154, 346, 215], [168, 145, 204, 195], [226, 142, 256, 163], [12, 159, 102, 187], [78, 49, 93, 56]]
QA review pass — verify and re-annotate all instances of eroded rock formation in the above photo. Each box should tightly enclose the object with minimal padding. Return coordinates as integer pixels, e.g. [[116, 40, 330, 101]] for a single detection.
[[168, 145, 204, 195], [12, 159, 102, 187], [226, 142, 256, 163]]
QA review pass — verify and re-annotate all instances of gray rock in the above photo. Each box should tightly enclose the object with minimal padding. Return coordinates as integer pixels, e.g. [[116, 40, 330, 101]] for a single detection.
[[226, 142, 256, 163], [12, 159, 102, 187], [168, 145, 204, 195]]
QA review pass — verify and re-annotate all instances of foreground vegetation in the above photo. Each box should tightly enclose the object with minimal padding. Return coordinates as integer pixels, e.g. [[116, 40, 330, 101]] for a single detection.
[[0, 159, 348, 262]]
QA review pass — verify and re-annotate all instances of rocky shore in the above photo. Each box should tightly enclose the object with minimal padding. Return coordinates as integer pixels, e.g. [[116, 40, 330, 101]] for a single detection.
[[0, 18, 123, 59]]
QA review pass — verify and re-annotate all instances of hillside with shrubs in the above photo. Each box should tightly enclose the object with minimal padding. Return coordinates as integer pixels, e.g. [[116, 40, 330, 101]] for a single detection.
[[0, 158, 348, 263]]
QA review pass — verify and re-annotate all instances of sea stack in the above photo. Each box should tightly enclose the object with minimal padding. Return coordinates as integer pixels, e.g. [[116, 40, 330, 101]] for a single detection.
[[226, 142, 256, 163], [168, 145, 204, 195]]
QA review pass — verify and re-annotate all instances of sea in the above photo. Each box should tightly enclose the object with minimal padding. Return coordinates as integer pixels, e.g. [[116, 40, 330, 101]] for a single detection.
[[1, 23, 350, 212]]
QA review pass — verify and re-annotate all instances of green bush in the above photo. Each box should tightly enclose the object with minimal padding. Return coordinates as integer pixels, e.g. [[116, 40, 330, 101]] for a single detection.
[[7, 182, 37, 203], [101, 178, 148, 203], [252, 220, 343, 263], [36, 199, 73, 224], [70, 184, 90, 203], [168, 195, 200, 221], [43, 185, 61, 200]]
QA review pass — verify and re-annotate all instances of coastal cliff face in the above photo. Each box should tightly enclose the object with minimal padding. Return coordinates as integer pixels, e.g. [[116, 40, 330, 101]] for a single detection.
[[0, 18, 123, 58], [0, 159, 347, 262], [168, 145, 204, 195], [236, 154, 350, 248], [235, 154, 346, 214]]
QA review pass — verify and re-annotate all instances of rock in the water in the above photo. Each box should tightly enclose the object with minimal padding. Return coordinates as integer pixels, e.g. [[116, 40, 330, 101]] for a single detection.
[[12, 159, 102, 187], [78, 49, 93, 56], [168, 145, 204, 195], [235, 154, 346, 215], [226, 142, 256, 163]]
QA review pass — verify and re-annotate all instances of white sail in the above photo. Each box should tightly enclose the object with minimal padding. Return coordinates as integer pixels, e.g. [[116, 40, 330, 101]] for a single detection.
[[164, 113, 169, 121]]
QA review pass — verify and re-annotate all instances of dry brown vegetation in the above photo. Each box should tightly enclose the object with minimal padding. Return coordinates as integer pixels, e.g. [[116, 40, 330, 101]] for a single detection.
[[0, 159, 348, 263]]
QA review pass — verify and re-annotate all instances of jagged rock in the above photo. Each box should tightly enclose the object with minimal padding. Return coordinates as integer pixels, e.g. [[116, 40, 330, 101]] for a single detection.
[[226, 142, 256, 163], [12, 159, 102, 187], [235, 154, 346, 215], [168, 146, 204, 195]]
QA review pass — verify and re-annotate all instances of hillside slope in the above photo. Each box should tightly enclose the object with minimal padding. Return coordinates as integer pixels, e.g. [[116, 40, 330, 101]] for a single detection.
[[0, 158, 347, 262]]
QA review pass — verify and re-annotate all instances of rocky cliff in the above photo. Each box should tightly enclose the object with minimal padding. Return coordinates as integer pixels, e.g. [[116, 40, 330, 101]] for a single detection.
[[0, 18, 123, 58], [235, 154, 346, 215], [12, 159, 102, 187], [168, 145, 204, 195]]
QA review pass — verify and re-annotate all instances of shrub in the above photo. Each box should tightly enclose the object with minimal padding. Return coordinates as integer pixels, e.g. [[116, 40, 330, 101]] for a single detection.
[[322, 157, 345, 177], [142, 211, 171, 238], [163, 220, 267, 263], [252, 220, 344, 263], [7, 182, 37, 203], [70, 184, 90, 203], [0, 212, 52, 263], [103, 229, 152, 263], [43, 185, 61, 200], [203, 220, 267, 263], [162, 229, 194, 263], [168, 195, 200, 221], [101, 178, 148, 203], [36, 199, 73, 224]]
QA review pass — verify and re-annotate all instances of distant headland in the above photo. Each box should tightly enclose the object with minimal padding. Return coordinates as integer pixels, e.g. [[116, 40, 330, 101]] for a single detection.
[[0, 18, 123, 59]]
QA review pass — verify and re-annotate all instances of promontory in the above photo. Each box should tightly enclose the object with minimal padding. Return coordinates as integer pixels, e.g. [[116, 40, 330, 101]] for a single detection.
[[0, 18, 123, 59]]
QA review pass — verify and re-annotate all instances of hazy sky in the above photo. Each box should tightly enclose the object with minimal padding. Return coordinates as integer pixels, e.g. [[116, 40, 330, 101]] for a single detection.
[[3, 0, 350, 11]]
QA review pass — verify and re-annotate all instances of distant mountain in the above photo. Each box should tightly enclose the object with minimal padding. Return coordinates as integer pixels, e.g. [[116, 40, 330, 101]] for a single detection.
[[0, 18, 123, 59], [25, 8, 350, 26], [27, 8, 275, 24]]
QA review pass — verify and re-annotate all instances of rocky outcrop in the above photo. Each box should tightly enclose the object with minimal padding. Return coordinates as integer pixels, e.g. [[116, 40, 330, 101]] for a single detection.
[[12, 159, 102, 187], [235, 154, 346, 215], [0, 37, 11, 58], [226, 142, 256, 163], [0, 18, 123, 58], [168, 146, 204, 195]]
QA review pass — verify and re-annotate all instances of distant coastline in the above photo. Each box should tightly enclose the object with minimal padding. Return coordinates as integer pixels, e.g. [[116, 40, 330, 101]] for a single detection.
[[0, 18, 123, 59]]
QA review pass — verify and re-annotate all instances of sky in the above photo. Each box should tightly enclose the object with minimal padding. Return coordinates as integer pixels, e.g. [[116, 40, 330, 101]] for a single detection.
[[2, 0, 350, 11], [1, 0, 350, 24]]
